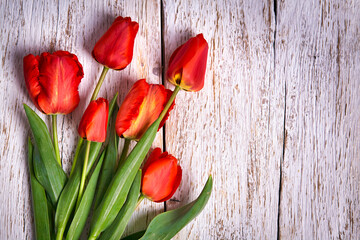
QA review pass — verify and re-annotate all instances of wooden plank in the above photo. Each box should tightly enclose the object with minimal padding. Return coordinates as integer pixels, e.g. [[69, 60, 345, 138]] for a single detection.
[[0, 0, 162, 238], [277, 0, 360, 238], [162, 0, 284, 239]]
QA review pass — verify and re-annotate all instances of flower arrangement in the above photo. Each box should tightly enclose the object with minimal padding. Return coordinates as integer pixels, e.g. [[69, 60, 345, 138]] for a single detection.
[[24, 16, 212, 240]]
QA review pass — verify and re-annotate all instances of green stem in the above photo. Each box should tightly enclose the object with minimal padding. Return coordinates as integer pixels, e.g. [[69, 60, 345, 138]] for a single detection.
[[158, 86, 180, 122], [52, 114, 61, 166], [76, 140, 91, 209], [91, 66, 109, 101], [118, 138, 131, 167], [136, 194, 145, 210], [70, 137, 84, 176]]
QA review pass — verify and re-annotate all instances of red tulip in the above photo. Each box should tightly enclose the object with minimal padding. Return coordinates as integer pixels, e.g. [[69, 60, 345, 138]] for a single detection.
[[78, 98, 109, 142], [141, 148, 182, 202], [92, 16, 139, 70], [115, 79, 174, 141], [23, 51, 84, 114], [166, 34, 208, 92]]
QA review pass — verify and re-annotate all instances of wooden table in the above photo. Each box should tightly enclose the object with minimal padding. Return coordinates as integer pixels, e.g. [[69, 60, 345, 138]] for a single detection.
[[0, 0, 359, 239]]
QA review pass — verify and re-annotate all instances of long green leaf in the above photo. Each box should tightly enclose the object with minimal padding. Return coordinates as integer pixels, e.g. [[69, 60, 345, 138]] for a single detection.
[[55, 155, 82, 240], [94, 108, 119, 208], [24, 104, 67, 204], [32, 145, 58, 206], [28, 138, 52, 240], [66, 152, 105, 240], [55, 93, 118, 239], [140, 176, 213, 240], [99, 170, 141, 240], [89, 118, 161, 240], [121, 231, 146, 240], [47, 198, 56, 239]]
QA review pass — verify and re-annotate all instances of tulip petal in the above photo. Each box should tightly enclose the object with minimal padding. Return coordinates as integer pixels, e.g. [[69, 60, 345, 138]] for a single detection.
[[157, 165, 182, 203], [167, 34, 208, 92], [92, 16, 139, 70], [115, 79, 148, 138], [78, 98, 109, 142], [116, 80, 173, 141], [142, 148, 162, 172], [141, 151, 181, 203], [23, 54, 41, 109], [37, 51, 83, 114]]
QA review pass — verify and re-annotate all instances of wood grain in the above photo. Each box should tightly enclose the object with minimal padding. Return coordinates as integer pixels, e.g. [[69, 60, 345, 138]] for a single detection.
[[162, 0, 283, 239], [277, 0, 360, 239]]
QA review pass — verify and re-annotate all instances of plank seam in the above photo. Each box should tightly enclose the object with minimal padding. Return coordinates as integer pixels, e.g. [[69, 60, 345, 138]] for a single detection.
[[272, 0, 284, 239], [160, 0, 167, 213]]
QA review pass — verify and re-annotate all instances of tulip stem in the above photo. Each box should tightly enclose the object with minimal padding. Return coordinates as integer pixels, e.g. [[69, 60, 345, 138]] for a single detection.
[[70, 137, 84, 176], [118, 138, 131, 167], [52, 114, 61, 166], [76, 140, 91, 209], [91, 66, 109, 101], [158, 86, 181, 122], [136, 194, 145, 209]]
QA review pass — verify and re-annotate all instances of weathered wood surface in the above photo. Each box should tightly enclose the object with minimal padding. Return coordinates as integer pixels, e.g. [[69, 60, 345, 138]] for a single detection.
[[0, 0, 359, 239], [162, 0, 283, 239], [277, 0, 360, 239]]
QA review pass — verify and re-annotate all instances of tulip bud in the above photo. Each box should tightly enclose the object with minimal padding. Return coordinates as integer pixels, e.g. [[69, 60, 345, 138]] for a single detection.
[[23, 51, 84, 114], [141, 148, 182, 202], [92, 16, 139, 70], [115, 79, 174, 141], [78, 98, 109, 142], [166, 34, 208, 92]]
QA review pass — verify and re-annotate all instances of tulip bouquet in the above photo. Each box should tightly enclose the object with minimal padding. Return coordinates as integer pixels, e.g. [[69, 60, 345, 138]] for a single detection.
[[24, 16, 212, 240]]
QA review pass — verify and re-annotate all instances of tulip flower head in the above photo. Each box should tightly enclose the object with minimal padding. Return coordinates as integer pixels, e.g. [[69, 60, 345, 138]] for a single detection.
[[115, 79, 174, 141], [141, 148, 182, 202], [23, 51, 84, 114], [78, 98, 109, 142], [166, 34, 208, 92], [92, 16, 139, 70]]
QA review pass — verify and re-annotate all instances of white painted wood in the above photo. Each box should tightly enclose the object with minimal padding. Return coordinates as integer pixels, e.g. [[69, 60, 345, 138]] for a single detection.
[[162, 0, 283, 239], [0, 0, 163, 238], [277, 0, 360, 239]]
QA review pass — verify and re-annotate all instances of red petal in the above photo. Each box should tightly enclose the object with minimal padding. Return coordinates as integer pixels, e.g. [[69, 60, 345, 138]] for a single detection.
[[78, 98, 109, 142], [122, 84, 168, 140], [92, 16, 139, 70], [166, 34, 208, 92], [141, 154, 179, 202], [23, 54, 41, 110], [115, 79, 149, 138], [157, 165, 182, 202], [142, 148, 163, 173]]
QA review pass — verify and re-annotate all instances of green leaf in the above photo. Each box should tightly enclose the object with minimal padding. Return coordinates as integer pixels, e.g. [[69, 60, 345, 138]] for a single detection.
[[107, 92, 118, 126], [121, 230, 146, 240], [140, 176, 213, 240], [28, 138, 52, 240], [55, 155, 82, 240], [88, 118, 161, 240], [94, 106, 119, 208], [32, 145, 58, 206], [55, 93, 118, 239], [99, 170, 142, 240], [66, 152, 105, 240], [24, 104, 67, 204], [47, 198, 56, 239]]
